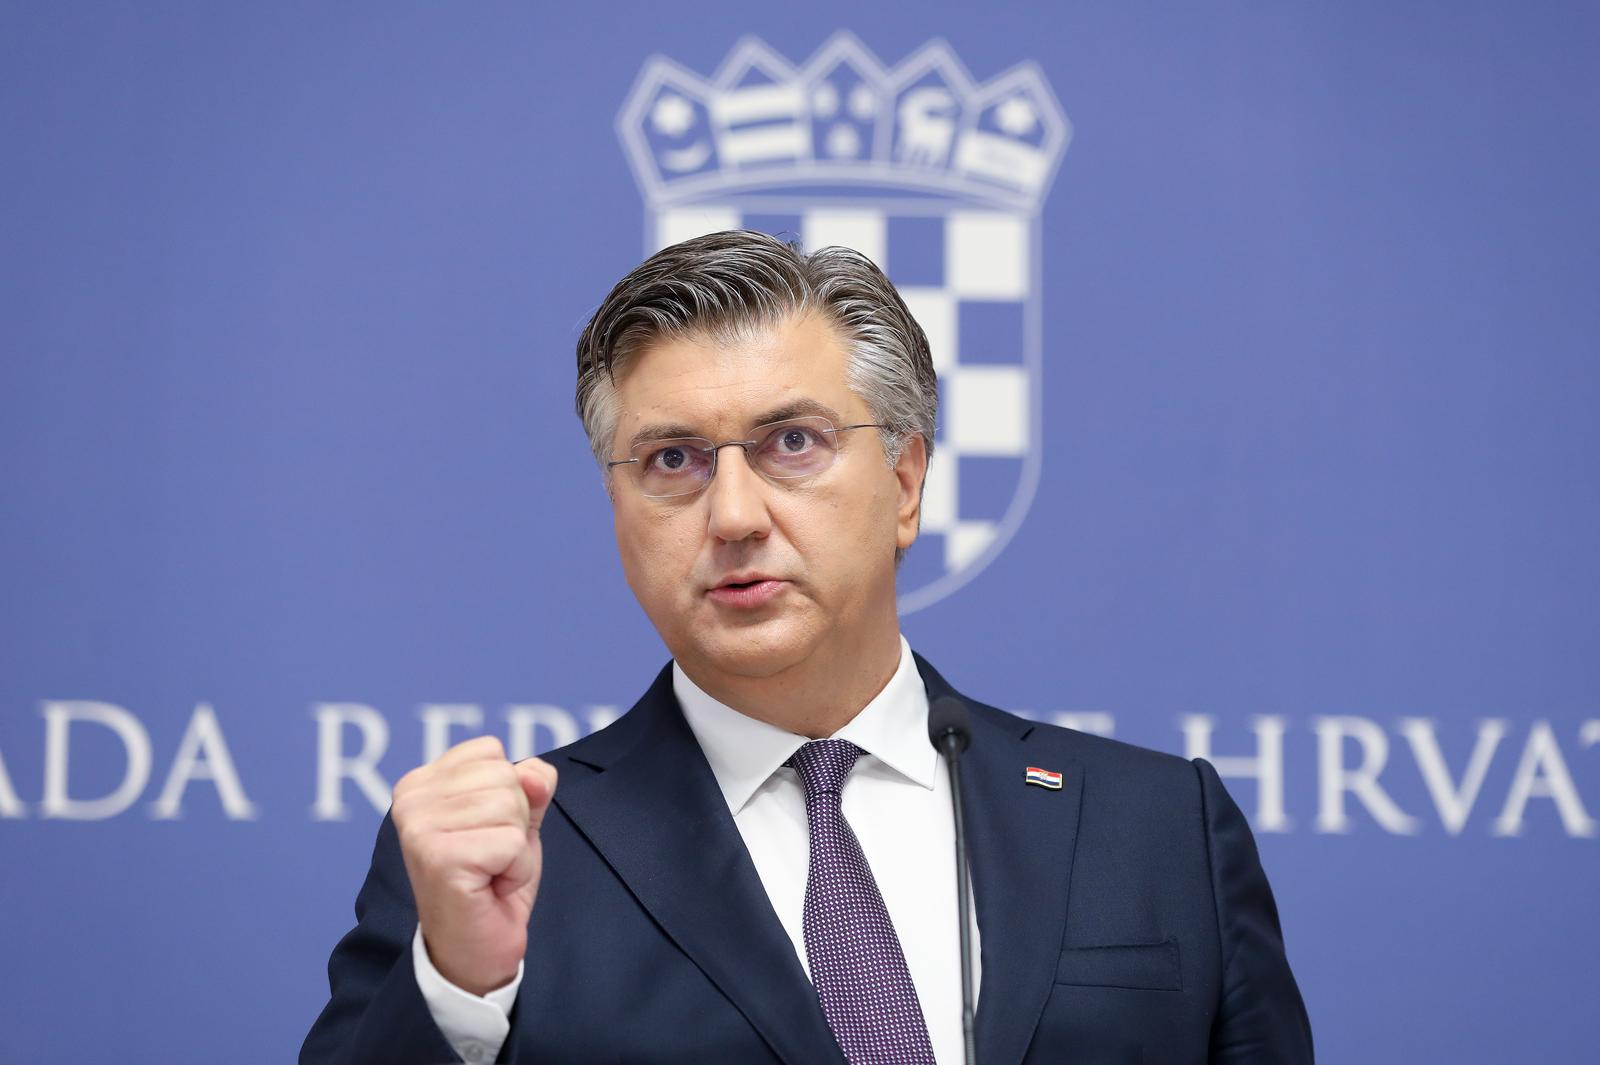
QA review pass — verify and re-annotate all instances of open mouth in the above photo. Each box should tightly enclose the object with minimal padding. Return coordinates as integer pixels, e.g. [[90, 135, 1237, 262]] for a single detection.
[[707, 578, 787, 607]]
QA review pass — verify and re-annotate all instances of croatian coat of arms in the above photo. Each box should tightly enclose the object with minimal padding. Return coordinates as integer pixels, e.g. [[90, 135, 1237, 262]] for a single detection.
[[618, 33, 1071, 613]]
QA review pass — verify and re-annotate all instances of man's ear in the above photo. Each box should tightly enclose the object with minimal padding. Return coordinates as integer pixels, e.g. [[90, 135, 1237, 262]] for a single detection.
[[894, 433, 929, 552]]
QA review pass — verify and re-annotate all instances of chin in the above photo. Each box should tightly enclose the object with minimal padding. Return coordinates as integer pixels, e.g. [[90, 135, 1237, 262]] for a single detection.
[[689, 619, 820, 679]]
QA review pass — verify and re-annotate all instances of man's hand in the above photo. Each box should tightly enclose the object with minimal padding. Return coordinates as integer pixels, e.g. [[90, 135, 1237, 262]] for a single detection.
[[391, 736, 558, 996]]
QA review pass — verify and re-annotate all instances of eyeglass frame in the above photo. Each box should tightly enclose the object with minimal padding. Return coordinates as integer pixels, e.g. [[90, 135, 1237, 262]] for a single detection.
[[605, 415, 891, 499]]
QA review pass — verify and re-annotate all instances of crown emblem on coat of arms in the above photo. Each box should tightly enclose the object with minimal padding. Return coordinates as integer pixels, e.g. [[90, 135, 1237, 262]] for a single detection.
[[619, 32, 1070, 211]]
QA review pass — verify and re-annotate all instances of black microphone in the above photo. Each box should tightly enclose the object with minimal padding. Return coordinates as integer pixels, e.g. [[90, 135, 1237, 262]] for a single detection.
[[928, 695, 977, 1065]]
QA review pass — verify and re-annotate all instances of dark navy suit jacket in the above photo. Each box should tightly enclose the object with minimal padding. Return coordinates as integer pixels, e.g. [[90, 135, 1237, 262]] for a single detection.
[[302, 653, 1313, 1064]]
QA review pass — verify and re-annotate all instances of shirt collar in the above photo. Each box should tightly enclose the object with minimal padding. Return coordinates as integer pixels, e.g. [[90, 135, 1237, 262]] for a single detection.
[[673, 634, 937, 814]]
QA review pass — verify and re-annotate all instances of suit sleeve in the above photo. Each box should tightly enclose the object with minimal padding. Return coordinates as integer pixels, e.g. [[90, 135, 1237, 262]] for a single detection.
[[1193, 757, 1315, 1064], [299, 812, 475, 1065]]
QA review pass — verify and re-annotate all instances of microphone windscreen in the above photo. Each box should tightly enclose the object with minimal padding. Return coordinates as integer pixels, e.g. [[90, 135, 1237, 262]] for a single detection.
[[928, 695, 972, 754]]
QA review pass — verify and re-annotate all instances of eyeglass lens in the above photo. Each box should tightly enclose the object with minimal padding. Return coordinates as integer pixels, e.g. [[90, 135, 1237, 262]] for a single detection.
[[631, 417, 842, 498]]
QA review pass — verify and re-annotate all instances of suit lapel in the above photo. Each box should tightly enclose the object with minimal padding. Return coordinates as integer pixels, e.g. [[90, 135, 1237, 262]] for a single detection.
[[915, 654, 1085, 1065], [552, 667, 846, 1065]]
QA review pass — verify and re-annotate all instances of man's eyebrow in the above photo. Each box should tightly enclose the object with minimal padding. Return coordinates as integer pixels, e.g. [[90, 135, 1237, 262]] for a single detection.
[[627, 422, 703, 449], [751, 398, 843, 427], [626, 398, 845, 450]]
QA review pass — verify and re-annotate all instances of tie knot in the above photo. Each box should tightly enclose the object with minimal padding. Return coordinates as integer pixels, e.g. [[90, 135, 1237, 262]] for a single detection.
[[785, 739, 863, 798]]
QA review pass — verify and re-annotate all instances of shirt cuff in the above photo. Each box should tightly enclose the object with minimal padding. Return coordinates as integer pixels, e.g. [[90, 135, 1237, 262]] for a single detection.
[[411, 924, 522, 1064]]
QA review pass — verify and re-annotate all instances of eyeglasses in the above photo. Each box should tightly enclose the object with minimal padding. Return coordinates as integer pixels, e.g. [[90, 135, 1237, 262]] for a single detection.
[[607, 415, 888, 499]]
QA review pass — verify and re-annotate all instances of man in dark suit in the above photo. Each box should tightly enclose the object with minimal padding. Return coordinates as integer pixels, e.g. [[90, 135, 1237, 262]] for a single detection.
[[302, 231, 1313, 1064]]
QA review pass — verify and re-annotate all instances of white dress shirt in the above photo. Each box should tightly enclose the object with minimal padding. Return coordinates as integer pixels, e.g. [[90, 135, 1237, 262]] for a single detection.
[[415, 634, 979, 1064]]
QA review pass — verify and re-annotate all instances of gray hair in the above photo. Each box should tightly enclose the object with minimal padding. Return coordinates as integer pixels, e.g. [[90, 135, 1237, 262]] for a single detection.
[[574, 230, 938, 475]]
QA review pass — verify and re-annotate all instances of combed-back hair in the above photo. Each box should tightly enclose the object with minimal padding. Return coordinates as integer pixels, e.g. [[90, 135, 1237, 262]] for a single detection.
[[574, 230, 938, 475]]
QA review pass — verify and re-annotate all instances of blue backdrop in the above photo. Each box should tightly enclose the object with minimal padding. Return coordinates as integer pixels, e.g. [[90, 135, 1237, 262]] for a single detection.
[[2, 3, 1597, 1062]]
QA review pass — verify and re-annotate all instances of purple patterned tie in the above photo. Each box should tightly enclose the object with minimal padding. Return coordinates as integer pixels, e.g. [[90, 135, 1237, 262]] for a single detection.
[[786, 739, 937, 1065]]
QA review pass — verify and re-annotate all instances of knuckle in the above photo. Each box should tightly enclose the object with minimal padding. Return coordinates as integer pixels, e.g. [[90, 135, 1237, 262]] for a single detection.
[[491, 827, 530, 858], [393, 767, 423, 799], [519, 756, 557, 787], [466, 735, 506, 760]]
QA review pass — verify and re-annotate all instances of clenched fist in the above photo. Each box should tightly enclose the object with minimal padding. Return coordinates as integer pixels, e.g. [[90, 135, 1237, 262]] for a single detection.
[[391, 736, 558, 996]]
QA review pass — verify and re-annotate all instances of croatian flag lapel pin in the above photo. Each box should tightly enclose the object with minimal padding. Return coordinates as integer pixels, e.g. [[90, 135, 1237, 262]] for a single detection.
[[1025, 766, 1064, 790]]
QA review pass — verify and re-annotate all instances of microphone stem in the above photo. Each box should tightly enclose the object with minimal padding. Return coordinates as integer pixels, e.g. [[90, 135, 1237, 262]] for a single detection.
[[944, 736, 977, 1065]]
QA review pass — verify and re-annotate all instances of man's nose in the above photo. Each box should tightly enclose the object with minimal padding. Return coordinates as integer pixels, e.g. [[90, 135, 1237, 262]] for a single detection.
[[704, 444, 772, 543]]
